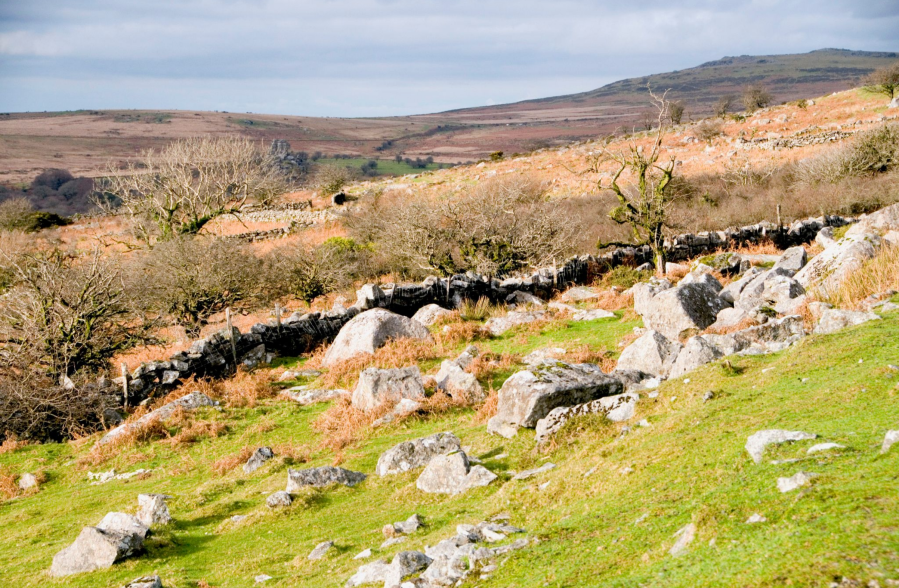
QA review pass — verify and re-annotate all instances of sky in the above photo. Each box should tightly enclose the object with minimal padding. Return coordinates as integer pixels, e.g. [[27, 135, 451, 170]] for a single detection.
[[0, 0, 897, 118]]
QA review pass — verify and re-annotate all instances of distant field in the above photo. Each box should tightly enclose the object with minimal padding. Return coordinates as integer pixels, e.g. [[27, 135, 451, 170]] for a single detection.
[[316, 157, 449, 176]]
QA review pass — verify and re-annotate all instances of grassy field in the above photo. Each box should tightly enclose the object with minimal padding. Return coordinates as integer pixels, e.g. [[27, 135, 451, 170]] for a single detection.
[[315, 158, 449, 177], [2, 308, 899, 587]]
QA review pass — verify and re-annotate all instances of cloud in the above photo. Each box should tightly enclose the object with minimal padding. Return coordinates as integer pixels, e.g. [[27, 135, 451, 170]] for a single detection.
[[0, 0, 896, 116]]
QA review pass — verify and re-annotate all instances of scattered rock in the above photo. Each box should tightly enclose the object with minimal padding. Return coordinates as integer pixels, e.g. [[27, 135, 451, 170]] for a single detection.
[[807, 442, 845, 454], [571, 308, 616, 322], [487, 361, 624, 438], [286, 466, 367, 492], [254, 575, 272, 583], [17, 473, 38, 490], [522, 346, 567, 365], [668, 336, 724, 379], [795, 234, 880, 297], [385, 514, 424, 536], [346, 559, 390, 587], [777, 471, 816, 493], [560, 286, 599, 302], [352, 366, 426, 412], [267, 491, 293, 508], [416, 452, 497, 495], [282, 387, 347, 406], [511, 462, 556, 481], [376, 432, 462, 476], [122, 576, 163, 588], [411, 304, 453, 326], [99, 392, 218, 445], [371, 398, 423, 427], [243, 447, 274, 474], [881, 430, 899, 453], [668, 523, 696, 556], [137, 494, 172, 526], [51, 522, 145, 576], [616, 330, 682, 378], [434, 361, 485, 403], [322, 309, 433, 368], [380, 536, 407, 549], [746, 514, 767, 524], [383, 551, 433, 587], [816, 226, 837, 249], [534, 393, 638, 443], [97, 512, 150, 540], [506, 290, 545, 306], [814, 309, 881, 335], [485, 310, 545, 336], [354, 548, 372, 560], [746, 429, 817, 463], [308, 540, 334, 560]]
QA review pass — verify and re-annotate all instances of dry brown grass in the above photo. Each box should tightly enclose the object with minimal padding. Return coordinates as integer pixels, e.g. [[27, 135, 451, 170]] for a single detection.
[[734, 240, 782, 255], [312, 397, 392, 453], [563, 345, 617, 373], [702, 317, 758, 336], [467, 352, 519, 381], [271, 443, 313, 464], [162, 419, 227, 447], [434, 321, 491, 348], [590, 291, 634, 311], [0, 467, 19, 501], [665, 265, 689, 281], [211, 446, 254, 476], [475, 390, 499, 424], [310, 338, 441, 390], [829, 244, 899, 309], [0, 435, 29, 455]]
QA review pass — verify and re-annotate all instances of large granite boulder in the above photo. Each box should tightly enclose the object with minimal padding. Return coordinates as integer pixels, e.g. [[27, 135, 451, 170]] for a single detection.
[[286, 466, 366, 492], [351, 366, 426, 412], [845, 203, 899, 237], [630, 278, 672, 315], [485, 310, 545, 336], [772, 246, 808, 272], [668, 336, 724, 379], [136, 494, 172, 526], [415, 452, 497, 495], [487, 362, 623, 438], [434, 361, 485, 403], [99, 392, 218, 445], [534, 392, 638, 443], [51, 514, 148, 577], [616, 330, 683, 378], [794, 234, 880, 297], [814, 309, 881, 335], [376, 432, 462, 476], [639, 282, 728, 340], [322, 309, 433, 367]]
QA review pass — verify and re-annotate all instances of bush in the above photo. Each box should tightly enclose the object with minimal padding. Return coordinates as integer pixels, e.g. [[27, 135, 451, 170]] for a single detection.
[[265, 238, 375, 304], [31, 169, 74, 191], [350, 175, 583, 277], [863, 62, 899, 100], [0, 198, 35, 231], [742, 84, 773, 113], [715, 95, 735, 118], [795, 123, 899, 185], [668, 101, 685, 125], [695, 119, 724, 143], [130, 237, 269, 337], [313, 164, 353, 195], [0, 377, 114, 442]]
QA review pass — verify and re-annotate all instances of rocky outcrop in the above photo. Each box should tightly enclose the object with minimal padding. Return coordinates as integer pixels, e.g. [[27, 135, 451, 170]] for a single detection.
[[51, 513, 149, 577], [243, 447, 274, 474], [322, 309, 433, 367], [814, 309, 881, 335], [668, 337, 724, 379], [136, 494, 172, 526], [795, 234, 880, 296], [376, 432, 462, 476], [352, 366, 426, 412], [487, 362, 623, 438]]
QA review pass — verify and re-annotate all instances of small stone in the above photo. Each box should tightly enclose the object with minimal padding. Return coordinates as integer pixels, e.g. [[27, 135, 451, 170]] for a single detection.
[[122, 576, 163, 588], [777, 471, 816, 493], [308, 540, 334, 560], [137, 493, 172, 526], [243, 447, 275, 474], [807, 442, 845, 454], [266, 491, 292, 508], [17, 473, 38, 490], [254, 575, 272, 583], [745, 429, 817, 463], [381, 536, 407, 549], [746, 514, 767, 524], [669, 523, 696, 556], [881, 430, 899, 453], [354, 548, 372, 560], [703, 391, 714, 402], [511, 463, 556, 481]]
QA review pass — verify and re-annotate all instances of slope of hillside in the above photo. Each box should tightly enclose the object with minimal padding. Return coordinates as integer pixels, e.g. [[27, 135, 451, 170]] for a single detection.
[[1, 49, 894, 184]]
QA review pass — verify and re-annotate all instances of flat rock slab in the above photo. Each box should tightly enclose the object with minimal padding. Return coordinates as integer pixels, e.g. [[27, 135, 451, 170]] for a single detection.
[[282, 387, 347, 406], [615, 330, 682, 379], [485, 311, 545, 336], [286, 466, 366, 492], [308, 540, 334, 560], [243, 447, 274, 474], [51, 524, 144, 577], [777, 471, 816, 493], [534, 392, 638, 443], [814, 309, 880, 335], [376, 432, 462, 476], [352, 366, 425, 412], [487, 361, 624, 438], [746, 429, 817, 464]]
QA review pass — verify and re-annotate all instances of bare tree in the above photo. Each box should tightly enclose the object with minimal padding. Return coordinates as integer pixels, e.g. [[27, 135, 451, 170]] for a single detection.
[[96, 136, 287, 243], [742, 84, 773, 113], [668, 101, 686, 125], [863, 62, 899, 100], [313, 163, 354, 196], [585, 90, 678, 276], [715, 95, 735, 118]]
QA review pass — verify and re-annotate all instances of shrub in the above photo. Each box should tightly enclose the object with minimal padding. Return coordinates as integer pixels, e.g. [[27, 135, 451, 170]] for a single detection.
[[742, 83, 773, 113], [795, 123, 899, 185], [668, 101, 685, 125], [863, 62, 899, 100], [130, 237, 268, 337], [714, 95, 735, 118], [695, 119, 724, 143], [31, 169, 74, 191], [265, 238, 375, 304], [313, 164, 353, 195], [829, 244, 899, 309]]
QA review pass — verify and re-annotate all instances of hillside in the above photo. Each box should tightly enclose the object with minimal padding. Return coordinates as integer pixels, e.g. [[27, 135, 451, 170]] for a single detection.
[[0, 49, 895, 185]]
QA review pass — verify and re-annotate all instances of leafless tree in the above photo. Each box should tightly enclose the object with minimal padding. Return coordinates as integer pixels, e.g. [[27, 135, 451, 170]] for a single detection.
[[715, 95, 735, 118], [96, 136, 288, 243], [742, 84, 773, 113], [585, 89, 678, 276]]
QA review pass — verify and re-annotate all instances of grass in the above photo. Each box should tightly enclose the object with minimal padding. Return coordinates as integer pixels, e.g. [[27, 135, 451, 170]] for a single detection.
[[2, 311, 899, 587], [315, 158, 448, 176]]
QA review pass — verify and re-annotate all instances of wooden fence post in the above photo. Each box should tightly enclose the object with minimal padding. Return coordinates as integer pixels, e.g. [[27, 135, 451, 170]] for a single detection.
[[275, 303, 282, 336], [225, 308, 238, 368], [120, 362, 129, 408]]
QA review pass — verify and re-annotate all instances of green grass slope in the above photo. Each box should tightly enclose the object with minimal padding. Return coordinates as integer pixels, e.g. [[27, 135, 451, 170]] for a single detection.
[[2, 309, 899, 587]]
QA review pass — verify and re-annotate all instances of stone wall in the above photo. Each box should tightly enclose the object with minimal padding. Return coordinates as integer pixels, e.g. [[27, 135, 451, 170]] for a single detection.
[[115, 213, 854, 405]]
